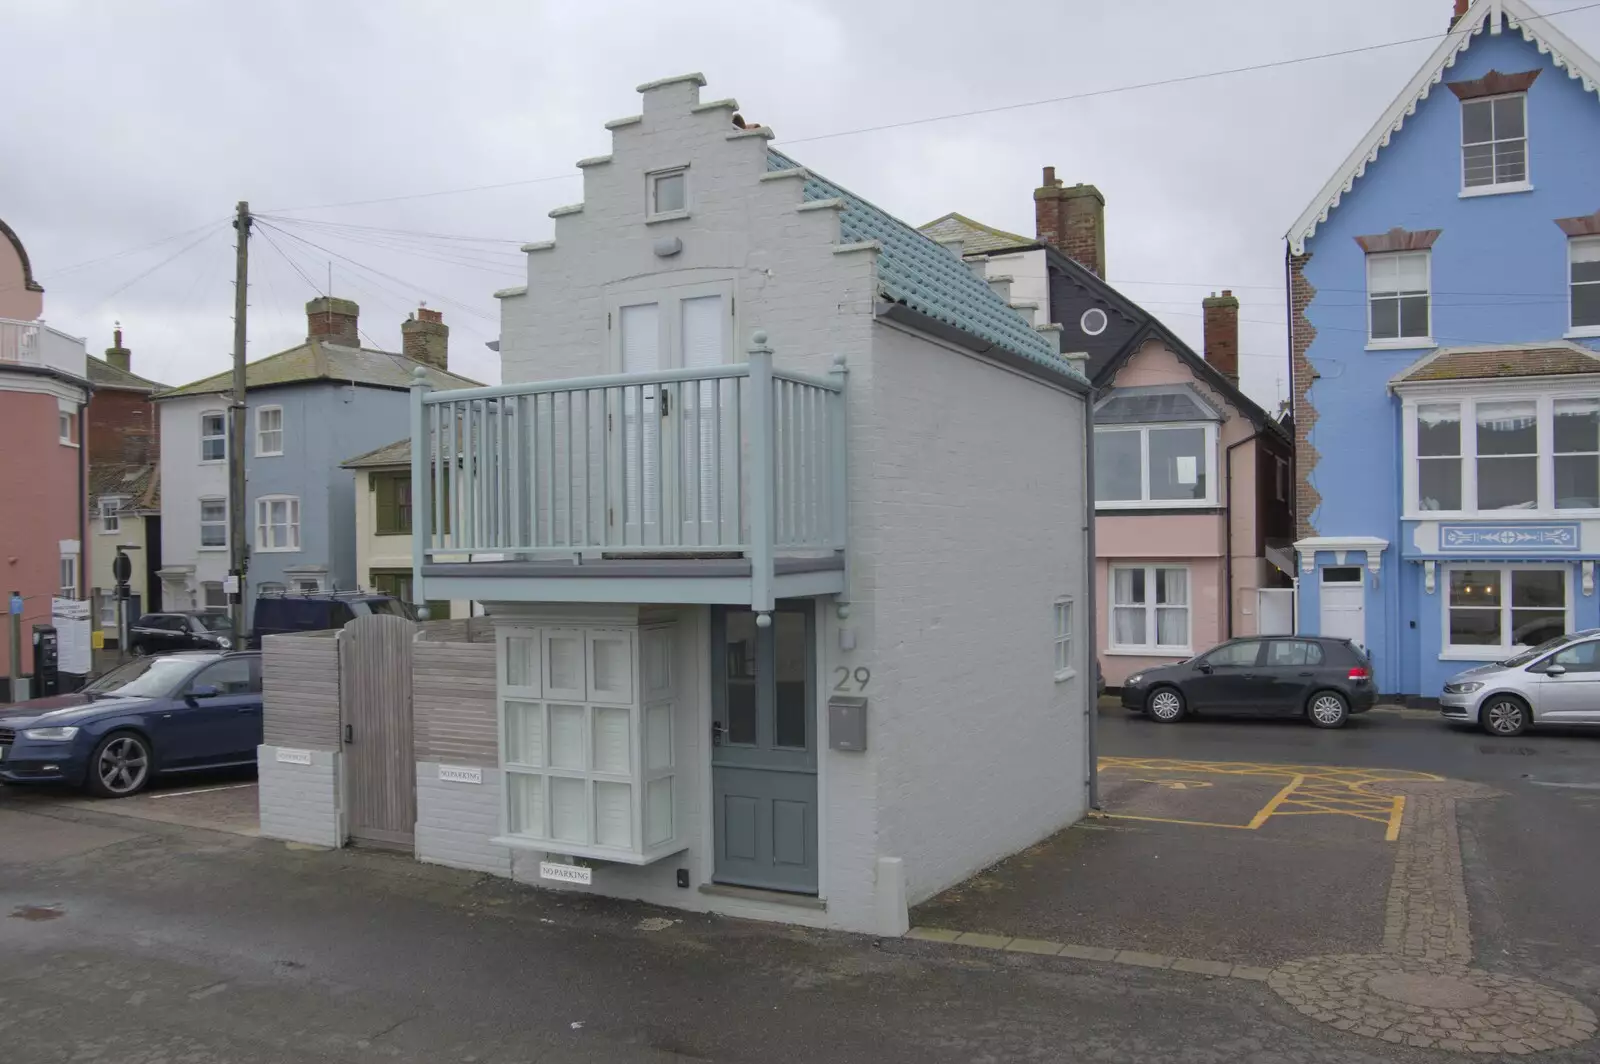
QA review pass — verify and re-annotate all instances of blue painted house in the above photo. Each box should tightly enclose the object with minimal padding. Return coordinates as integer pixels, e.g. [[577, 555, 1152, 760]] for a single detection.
[[1288, 0, 1600, 697]]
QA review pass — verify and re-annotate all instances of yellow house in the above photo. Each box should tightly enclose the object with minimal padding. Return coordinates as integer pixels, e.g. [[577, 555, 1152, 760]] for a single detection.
[[341, 439, 470, 619]]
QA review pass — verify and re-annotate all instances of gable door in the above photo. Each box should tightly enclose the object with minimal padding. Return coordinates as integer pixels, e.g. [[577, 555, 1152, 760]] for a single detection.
[[710, 603, 818, 894], [1319, 566, 1367, 650], [612, 285, 732, 548]]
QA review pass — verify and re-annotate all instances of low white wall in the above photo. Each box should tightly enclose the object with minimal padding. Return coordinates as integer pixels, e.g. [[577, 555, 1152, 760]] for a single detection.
[[414, 762, 512, 876], [257, 746, 341, 847]]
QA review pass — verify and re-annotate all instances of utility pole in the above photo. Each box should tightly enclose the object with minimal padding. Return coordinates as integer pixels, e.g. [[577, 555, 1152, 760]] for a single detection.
[[230, 201, 251, 638]]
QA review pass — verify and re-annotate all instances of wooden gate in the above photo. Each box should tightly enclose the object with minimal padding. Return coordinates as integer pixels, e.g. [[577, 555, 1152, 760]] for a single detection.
[[339, 613, 417, 848]]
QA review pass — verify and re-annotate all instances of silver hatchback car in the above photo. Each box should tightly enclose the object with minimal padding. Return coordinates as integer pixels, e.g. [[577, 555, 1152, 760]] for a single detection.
[[1440, 629, 1600, 736]]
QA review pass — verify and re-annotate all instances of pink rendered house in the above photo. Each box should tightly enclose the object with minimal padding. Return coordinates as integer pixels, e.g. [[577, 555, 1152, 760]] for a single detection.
[[1, 217, 91, 698], [924, 171, 1296, 688]]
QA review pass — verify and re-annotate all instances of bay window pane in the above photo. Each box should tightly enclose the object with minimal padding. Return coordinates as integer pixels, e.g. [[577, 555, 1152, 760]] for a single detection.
[[1417, 404, 1460, 456], [1418, 459, 1462, 510], [1449, 608, 1501, 646], [1510, 610, 1565, 646], [1511, 569, 1563, 608], [1094, 430, 1142, 501], [1149, 427, 1206, 501], [1476, 401, 1537, 510]]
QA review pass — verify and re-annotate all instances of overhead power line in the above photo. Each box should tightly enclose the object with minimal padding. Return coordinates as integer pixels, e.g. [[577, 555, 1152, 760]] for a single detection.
[[262, 1, 1600, 214]]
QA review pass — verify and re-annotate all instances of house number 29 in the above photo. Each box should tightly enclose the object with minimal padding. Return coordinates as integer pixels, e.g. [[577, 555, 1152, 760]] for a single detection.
[[833, 666, 870, 692]]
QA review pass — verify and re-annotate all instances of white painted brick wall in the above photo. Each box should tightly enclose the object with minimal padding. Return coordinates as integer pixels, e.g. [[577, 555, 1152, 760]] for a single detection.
[[863, 324, 1090, 904], [414, 763, 511, 876], [256, 746, 341, 848]]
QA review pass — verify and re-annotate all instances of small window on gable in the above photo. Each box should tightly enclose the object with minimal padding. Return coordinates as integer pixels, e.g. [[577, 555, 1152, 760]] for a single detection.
[[648, 168, 687, 218], [201, 411, 227, 462], [1461, 94, 1527, 191]]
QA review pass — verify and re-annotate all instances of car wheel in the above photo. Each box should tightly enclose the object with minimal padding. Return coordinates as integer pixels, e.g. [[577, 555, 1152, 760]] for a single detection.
[[1480, 696, 1529, 738], [85, 731, 152, 799], [1146, 686, 1186, 723], [1307, 690, 1349, 729]]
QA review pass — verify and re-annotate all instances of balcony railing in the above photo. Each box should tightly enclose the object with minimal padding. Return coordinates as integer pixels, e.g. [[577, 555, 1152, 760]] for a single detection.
[[409, 333, 847, 608], [0, 318, 89, 379]]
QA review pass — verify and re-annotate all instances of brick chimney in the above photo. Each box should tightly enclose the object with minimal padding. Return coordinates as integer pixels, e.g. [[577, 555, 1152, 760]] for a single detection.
[[1202, 290, 1240, 385], [1034, 167, 1107, 278], [401, 306, 449, 370], [1452, 0, 1471, 27], [307, 296, 360, 347], [104, 323, 131, 373]]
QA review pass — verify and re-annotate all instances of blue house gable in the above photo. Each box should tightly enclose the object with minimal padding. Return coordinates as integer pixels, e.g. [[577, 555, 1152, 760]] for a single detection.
[[1288, 0, 1600, 697]]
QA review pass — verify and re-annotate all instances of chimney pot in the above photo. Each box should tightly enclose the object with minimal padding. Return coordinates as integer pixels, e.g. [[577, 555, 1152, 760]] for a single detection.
[[1041, 165, 1058, 187], [1202, 289, 1241, 386], [401, 305, 449, 371], [306, 296, 361, 347], [104, 323, 132, 373]]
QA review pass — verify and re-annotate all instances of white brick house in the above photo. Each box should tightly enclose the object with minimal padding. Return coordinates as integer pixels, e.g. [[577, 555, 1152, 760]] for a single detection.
[[267, 74, 1095, 935]]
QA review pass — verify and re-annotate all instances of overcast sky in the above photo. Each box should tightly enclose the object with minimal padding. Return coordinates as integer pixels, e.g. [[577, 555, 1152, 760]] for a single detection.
[[5, 0, 1598, 408]]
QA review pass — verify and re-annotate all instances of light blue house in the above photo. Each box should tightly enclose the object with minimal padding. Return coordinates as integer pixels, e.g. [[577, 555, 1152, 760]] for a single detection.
[[155, 298, 477, 619], [1287, 0, 1600, 697]]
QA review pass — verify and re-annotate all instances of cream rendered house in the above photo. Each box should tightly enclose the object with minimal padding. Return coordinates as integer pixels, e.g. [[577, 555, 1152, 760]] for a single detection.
[[341, 438, 470, 619]]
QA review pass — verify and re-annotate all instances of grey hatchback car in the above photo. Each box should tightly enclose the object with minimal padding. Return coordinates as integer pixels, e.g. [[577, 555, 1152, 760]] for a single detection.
[[1440, 629, 1600, 736]]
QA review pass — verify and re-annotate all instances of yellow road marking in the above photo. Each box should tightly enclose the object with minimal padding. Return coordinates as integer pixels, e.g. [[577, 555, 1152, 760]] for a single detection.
[[1385, 795, 1407, 842], [1102, 814, 1255, 830], [1246, 775, 1305, 829], [1098, 756, 1445, 841]]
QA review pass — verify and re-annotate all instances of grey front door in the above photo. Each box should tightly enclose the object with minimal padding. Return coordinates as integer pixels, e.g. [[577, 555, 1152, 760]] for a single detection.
[[340, 613, 417, 849], [711, 603, 817, 894]]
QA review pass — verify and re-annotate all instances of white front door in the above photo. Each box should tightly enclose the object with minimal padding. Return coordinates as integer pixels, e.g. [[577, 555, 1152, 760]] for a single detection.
[[1320, 566, 1366, 650]]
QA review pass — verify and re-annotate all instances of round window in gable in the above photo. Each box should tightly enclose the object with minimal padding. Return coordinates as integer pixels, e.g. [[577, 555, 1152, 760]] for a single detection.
[[1081, 308, 1109, 336]]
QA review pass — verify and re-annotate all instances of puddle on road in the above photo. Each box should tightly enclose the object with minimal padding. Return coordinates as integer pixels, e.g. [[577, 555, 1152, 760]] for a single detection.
[[10, 904, 65, 921]]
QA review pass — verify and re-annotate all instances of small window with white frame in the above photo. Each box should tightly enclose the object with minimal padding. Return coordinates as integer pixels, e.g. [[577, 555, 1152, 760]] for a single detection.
[[1571, 237, 1600, 334], [199, 497, 228, 549], [647, 167, 687, 219], [1110, 565, 1191, 653], [58, 410, 76, 445], [1053, 598, 1075, 680], [1461, 94, 1527, 192], [1367, 251, 1430, 344], [1445, 565, 1567, 657], [200, 411, 227, 462], [255, 495, 300, 552], [255, 405, 284, 456], [59, 553, 78, 599], [201, 580, 227, 609], [98, 497, 123, 534]]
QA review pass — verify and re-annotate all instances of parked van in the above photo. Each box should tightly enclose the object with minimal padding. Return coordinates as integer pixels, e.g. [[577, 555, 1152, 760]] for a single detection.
[[251, 589, 414, 644]]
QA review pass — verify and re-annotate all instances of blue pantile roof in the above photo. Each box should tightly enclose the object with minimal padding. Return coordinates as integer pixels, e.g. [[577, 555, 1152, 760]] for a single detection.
[[768, 151, 1083, 385]]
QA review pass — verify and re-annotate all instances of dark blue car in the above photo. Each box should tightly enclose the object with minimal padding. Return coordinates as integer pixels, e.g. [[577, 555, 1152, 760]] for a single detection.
[[0, 651, 262, 798]]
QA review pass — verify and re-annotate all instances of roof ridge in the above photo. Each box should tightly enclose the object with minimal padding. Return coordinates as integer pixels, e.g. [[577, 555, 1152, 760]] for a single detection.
[[1288, 0, 1600, 253]]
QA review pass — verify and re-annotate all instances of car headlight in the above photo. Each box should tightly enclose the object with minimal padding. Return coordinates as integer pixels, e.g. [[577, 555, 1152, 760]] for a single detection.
[[1444, 681, 1484, 694], [216, 636, 233, 649], [1126, 674, 1143, 686], [21, 726, 79, 741]]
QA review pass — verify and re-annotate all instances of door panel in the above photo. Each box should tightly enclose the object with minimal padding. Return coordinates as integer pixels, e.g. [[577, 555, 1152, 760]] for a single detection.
[[340, 614, 417, 848], [1187, 641, 1266, 712], [711, 603, 817, 894], [161, 657, 257, 766], [1534, 639, 1600, 722], [1320, 584, 1366, 650], [1263, 640, 1322, 715]]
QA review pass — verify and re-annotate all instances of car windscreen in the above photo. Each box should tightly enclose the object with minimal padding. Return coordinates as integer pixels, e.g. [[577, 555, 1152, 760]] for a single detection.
[[84, 655, 207, 698], [1500, 634, 1576, 668], [364, 598, 416, 620], [193, 612, 233, 632]]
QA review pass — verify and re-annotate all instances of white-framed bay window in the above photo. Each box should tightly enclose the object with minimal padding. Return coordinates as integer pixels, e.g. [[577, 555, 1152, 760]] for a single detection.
[[254, 495, 300, 552], [1444, 564, 1569, 658], [495, 622, 681, 864], [1403, 388, 1600, 516], [1109, 565, 1191, 654], [1094, 424, 1217, 508]]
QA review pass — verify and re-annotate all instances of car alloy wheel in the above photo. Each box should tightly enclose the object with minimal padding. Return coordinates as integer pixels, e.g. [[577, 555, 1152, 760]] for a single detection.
[[93, 734, 150, 797], [1482, 698, 1528, 737], [1147, 688, 1185, 723], [1308, 692, 1348, 728]]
